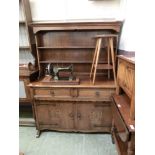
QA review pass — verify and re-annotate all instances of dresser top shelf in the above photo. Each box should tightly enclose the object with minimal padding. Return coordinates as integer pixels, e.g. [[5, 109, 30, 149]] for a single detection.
[[28, 77, 116, 88], [31, 20, 122, 34]]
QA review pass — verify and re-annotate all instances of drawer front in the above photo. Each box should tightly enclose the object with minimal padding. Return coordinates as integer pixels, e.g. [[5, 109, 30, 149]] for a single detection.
[[34, 88, 72, 98], [78, 88, 115, 101], [112, 101, 129, 142]]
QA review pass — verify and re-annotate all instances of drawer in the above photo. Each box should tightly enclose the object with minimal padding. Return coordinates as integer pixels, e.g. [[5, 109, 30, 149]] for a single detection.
[[78, 88, 115, 101], [34, 88, 74, 98], [112, 100, 129, 142]]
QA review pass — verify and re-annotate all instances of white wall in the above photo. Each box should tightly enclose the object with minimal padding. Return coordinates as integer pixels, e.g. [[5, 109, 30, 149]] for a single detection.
[[29, 0, 123, 21], [118, 0, 136, 51], [29, 0, 135, 51]]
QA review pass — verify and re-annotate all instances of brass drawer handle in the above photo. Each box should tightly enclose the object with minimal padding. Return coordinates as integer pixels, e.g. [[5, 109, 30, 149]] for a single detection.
[[95, 91, 100, 97], [69, 113, 74, 119], [77, 113, 81, 120], [70, 88, 78, 97], [50, 90, 55, 96]]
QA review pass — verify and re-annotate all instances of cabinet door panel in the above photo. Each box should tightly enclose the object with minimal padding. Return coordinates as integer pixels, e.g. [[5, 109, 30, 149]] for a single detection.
[[117, 60, 126, 86], [35, 101, 74, 130], [124, 65, 134, 97], [76, 102, 112, 131]]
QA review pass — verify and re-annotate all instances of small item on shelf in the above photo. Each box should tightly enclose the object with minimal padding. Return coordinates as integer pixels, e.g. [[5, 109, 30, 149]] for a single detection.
[[53, 64, 74, 81], [42, 63, 80, 85], [28, 62, 35, 71], [45, 63, 53, 76]]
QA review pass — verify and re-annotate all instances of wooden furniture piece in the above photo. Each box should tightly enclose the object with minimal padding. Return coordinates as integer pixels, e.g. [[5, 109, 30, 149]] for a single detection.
[[28, 21, 122, 137], [116, 55, 135, 120], [19, 0, 38, 126], [90, 34, 118, 85], [111, 55, 135, 155]]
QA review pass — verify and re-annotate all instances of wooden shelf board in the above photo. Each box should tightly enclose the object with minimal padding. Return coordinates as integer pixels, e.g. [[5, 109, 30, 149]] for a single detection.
[[96, 64, 113, 70], [37, 46, 97, 49], [28, 77, 116, 88], [39, 60, 107, 64], [112, 94, 135, 132]]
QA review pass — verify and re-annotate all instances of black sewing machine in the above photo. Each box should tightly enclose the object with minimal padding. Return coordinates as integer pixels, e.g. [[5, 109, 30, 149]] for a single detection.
[[45, 64, 74, 81]]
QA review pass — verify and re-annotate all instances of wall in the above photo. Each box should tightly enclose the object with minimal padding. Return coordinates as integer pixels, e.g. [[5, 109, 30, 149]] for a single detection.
[[118, 0, 136, 51], [29, 0, 134, 51], [29, 0, 123, 21]]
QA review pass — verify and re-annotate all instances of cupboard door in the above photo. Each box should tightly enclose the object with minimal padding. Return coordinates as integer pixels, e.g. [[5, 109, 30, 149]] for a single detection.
[[76, 102, 112, 131], [35, 101, 74, 130]]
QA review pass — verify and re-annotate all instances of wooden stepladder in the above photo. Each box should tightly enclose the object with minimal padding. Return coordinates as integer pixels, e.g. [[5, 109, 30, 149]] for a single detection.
[[90, 34, 118, 85]]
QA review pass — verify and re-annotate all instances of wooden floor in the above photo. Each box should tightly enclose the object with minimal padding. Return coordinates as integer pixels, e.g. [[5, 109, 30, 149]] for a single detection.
[[19, 127, 117, 155]]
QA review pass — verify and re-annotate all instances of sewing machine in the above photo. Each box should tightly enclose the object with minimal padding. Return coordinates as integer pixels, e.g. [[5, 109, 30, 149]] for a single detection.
[[45, 64, 74, 81]]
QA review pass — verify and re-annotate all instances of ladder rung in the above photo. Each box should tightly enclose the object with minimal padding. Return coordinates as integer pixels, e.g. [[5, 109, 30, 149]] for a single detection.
[[95, 64, 113, 70]]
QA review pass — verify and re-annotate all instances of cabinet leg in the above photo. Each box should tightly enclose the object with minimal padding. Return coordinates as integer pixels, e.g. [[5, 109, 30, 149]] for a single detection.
[[111, 128, 115, 144], [36, 130, 41, 138], [111, 120, 115, 144]]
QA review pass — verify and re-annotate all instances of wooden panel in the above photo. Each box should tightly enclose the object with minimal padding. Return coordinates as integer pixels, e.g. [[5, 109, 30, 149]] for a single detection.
[[37, 31, 114, 47], [117, 57, 135, 98], [112, 94, 135, 132], [34, 88, 73, 98], [116, 55, 135, 120], [124, 64, 134, 98], [35, 101, 74, 130], [113, 129, 128, 155], [78, 88, 115, 101], [76, 102, 112, 132], [111, 99, 129, 142], [117, 60, 126, 86], [32, 21, 122, 34]]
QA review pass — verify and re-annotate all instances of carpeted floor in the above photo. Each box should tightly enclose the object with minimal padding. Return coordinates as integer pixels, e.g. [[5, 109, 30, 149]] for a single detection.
[[19, 127, 117, 155]]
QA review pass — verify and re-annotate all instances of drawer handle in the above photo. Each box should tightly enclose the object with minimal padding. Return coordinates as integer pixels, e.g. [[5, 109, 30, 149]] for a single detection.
[[50, 90, 55, 96], [77, 113, 81, 120], [69, 113, 74, 119], [95, 91, 100, 97]]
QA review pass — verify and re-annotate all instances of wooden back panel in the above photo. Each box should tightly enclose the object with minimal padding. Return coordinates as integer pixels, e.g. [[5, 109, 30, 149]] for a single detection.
[[32, 21, 122, 77]]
